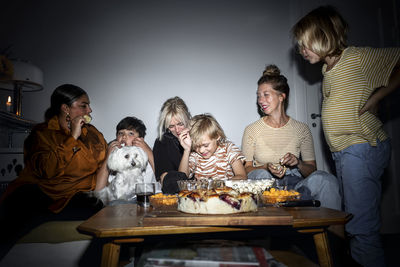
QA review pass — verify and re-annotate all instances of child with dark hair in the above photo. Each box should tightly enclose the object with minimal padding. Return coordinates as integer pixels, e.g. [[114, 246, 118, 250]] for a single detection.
[[113, 116, 154, 171], [94, 116, 160, 204]]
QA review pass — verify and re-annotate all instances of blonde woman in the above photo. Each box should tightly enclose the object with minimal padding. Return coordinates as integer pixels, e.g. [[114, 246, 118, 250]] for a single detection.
[[153, 96, 192, 193], [242, 65, 340, 210], [292, 5, 400, 266]]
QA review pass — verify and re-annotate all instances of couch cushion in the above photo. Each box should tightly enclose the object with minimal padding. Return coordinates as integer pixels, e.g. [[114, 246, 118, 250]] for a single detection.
[[18, 221, 91, 243]]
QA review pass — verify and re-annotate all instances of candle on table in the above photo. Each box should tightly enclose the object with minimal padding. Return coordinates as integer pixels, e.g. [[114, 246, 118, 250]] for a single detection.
[[6, 96, 12, 112]]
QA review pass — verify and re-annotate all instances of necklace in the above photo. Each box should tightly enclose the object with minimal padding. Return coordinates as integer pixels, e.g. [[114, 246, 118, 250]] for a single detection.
[[326, 54, 341, 71], [264, 115, 289, 128]]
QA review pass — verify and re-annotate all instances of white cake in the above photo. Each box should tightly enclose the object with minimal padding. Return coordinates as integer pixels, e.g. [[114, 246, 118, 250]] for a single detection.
[[177, 188, 257, 214]]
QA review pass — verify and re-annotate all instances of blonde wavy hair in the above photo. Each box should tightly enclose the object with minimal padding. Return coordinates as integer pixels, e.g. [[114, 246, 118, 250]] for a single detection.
[[292, 5, 348, 58], [157, 96, 191, 140], [189, 113, 226, 149]]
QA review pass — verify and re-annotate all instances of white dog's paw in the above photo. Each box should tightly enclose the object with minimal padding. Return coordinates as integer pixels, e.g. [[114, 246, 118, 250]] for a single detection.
[[93, 187, 114, 205]]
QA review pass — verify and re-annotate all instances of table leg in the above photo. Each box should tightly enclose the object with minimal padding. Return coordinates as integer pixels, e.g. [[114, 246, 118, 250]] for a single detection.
[[101, 242, 120, 267], [313, 230, 333, 267]]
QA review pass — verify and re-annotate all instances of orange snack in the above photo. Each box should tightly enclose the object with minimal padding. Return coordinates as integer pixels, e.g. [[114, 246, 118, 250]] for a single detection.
[[150, 193, 178, 206], [262, 188, 300, 204]]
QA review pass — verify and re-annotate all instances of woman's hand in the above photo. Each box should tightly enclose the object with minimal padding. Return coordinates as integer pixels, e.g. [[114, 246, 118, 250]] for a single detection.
[[280, 152, 299, 167], [359, 92, 379, 116], [178, 129, 192, 151], [266, 162, 285, 178], [280, 152, 317, 178], [70, 116, 85, 140], [267, 152, 298, 178]]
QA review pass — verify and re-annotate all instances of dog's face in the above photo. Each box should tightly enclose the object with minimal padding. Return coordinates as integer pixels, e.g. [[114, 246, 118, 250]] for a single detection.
[[107, 146, 148, 173]]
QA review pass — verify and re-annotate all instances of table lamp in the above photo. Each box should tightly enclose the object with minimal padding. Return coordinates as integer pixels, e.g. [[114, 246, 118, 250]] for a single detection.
[[0, 57, 43, 117]]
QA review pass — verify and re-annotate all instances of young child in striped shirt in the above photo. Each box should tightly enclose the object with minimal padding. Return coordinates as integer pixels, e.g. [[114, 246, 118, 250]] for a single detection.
[[292, 5, 400, 267], [178, 113, 246, 180]]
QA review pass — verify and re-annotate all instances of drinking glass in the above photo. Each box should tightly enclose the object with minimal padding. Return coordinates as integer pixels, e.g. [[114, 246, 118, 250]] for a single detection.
[[136, 183, 155, 208]]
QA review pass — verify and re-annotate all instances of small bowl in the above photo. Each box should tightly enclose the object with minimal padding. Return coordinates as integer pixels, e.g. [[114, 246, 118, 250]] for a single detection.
[[177, 179, 226, 191], [262, 188, 301, 204], [149, 193, 178, 208], [225, 179, 275, 195]]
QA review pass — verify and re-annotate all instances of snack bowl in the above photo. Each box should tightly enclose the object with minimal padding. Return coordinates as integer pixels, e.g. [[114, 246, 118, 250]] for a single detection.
[[177, 178, 225, 192], [225, 178, 275, 195], [149, 193, 178, 208], [262, 188, 301, 204]]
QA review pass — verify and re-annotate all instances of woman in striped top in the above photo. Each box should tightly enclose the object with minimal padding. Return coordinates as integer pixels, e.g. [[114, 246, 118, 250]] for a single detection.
[[242, 65, 340, 210], [178, 114, 246, 180], [292, 5, 400, 267]]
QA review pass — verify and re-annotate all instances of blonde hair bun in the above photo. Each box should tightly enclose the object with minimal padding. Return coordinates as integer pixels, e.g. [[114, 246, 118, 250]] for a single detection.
[[262, 64, 281, 77]]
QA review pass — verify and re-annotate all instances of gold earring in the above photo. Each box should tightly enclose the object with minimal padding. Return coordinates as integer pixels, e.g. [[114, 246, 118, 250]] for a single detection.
[[66, 113, 71, 128]]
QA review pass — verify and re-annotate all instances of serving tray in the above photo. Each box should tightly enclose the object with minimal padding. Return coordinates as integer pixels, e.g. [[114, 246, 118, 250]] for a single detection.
[[143, 206, 293, 226]]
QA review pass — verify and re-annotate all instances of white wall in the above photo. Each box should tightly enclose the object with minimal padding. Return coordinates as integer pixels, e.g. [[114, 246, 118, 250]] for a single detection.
[[1, 0, 296, 147], [2, 0, 395, 146]]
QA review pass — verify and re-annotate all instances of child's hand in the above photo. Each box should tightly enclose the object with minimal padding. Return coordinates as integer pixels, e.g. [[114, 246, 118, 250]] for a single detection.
[[178, 129, 192, 151], [132, 137, 151, 153], [107, 140, 120, 157]]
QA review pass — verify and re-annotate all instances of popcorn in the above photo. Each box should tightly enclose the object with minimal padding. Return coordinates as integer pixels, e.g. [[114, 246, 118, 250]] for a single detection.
[[226, 179, 275, 195]]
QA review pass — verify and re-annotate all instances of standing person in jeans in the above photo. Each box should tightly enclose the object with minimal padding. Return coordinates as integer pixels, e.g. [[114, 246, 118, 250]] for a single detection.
[[153, 96, 192, 194], [292, 5, 400, 266], [242, 64, 341, 210]]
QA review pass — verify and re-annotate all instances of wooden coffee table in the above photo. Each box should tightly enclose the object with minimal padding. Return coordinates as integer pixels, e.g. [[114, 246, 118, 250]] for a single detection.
[[78, 204, 351, 267]]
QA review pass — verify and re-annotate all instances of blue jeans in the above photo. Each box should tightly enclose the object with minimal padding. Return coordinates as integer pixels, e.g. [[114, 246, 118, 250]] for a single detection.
[[248, 168, 341, 210], [332, 139, 390, 267]]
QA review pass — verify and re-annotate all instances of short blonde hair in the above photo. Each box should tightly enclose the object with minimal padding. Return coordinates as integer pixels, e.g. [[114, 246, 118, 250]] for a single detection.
[[189, 113, 226, 149], [292, 5, 348, 58], [158, 96, 191, 140]]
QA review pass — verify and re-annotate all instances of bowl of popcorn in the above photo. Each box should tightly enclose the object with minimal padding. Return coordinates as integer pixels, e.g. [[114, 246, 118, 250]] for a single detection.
[[225, 179, 275, 196], [262, 188, 300, 204], [149, 193, 178, 208]]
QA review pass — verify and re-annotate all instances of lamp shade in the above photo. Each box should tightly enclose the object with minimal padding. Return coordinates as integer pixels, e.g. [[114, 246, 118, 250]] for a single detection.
[[0, 58, 44, 116], [0, 59, 44, 91]]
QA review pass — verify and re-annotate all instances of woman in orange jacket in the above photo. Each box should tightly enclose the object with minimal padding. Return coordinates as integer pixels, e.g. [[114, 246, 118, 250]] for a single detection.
[[0, 84, 111, 259]]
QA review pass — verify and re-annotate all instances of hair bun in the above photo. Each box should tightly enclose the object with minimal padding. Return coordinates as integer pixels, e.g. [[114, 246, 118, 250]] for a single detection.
[[262, 64, 281, 77]]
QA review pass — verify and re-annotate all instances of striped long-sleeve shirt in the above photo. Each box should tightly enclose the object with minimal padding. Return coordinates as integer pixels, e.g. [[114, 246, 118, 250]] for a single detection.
[[241, 117, 315, 167], [188, 140, 245, 179], [322, 46, 400, 152]]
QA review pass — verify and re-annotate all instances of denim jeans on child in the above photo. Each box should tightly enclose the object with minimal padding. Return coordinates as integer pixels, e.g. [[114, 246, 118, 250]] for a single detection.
[[248, 168, 341, 210], [332, 139, 390, 267]]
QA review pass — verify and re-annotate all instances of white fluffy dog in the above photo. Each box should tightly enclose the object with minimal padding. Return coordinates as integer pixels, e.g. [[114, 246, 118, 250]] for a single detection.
[[94, 146, 149, 205]]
